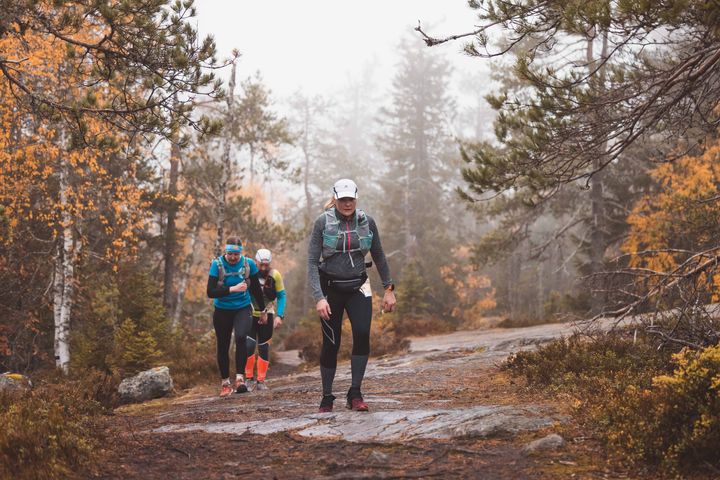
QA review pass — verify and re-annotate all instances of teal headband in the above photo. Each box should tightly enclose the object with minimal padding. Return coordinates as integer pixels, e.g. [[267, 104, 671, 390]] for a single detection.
[[225, 244, 242, 253]]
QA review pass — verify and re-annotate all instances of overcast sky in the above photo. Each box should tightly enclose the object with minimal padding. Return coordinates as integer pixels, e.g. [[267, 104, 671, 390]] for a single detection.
[[193, 1, 487, 99]]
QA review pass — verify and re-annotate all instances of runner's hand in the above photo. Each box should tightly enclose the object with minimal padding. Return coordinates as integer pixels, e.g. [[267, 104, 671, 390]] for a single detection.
[[259, 311, 268, 325], [382, 290, 396, 313], [229, 281, 248, 293], [274, 316, 283, 329], [316, 299, 331, 320]]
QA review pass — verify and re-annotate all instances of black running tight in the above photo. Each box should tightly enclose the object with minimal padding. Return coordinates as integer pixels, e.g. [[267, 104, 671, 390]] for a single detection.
[[319, 284, 372, 369], [213, 306, 253, 379], [246, 313, 274, 361]]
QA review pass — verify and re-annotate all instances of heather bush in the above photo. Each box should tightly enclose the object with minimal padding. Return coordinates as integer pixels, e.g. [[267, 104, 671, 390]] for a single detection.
[[0, 375, 108, 479], [506, 331, 720, 474], [596, 345, 720, 472]]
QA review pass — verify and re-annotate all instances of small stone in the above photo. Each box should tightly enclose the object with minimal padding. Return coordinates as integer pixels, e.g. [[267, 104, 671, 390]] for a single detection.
[[522, 433, 565, 455], [368, 450, 389, 463]]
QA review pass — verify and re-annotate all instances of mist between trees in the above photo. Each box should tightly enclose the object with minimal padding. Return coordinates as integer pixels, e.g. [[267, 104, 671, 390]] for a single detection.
[[2, 0, 720, 377]]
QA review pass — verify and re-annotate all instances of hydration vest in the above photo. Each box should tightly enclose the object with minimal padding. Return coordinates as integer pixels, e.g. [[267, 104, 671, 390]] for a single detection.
[[259, 270, 278, 301], [321, 208, 373, 260], [215, 255, 250, 286]]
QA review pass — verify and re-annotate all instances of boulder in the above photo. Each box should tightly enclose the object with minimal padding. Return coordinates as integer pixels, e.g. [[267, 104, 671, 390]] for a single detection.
[[118, 366, 173, 403], [522, 433, 565, 455], [0, 373, 33, 395]]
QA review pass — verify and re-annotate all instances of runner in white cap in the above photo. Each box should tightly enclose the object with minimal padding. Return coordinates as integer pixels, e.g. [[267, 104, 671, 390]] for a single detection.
[[244, 248, 286, 391], [307, 179, 397, 412]]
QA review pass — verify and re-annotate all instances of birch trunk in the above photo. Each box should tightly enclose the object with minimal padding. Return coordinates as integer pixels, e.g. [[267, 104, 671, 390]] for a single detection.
[[53, 144, 76, 374], [52, 240, 64, 366]]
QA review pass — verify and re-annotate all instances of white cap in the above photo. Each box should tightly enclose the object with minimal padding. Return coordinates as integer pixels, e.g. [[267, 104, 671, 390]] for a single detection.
[[255, 248, 272, 263], [333, 178, 358, 199]]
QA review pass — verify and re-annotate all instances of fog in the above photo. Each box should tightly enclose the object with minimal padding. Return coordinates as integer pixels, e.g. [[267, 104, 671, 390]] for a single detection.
[[193, 0, 488, 99]]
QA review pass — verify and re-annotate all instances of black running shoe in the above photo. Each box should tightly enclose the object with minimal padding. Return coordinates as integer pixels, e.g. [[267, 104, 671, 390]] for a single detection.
[[346, 387, 368, 411], [318, 394, 336, 413], [235, 379, 249, 394]]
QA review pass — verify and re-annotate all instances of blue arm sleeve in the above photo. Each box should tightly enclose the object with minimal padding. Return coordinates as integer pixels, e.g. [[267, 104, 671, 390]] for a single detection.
[[276, 289, 286, 317]]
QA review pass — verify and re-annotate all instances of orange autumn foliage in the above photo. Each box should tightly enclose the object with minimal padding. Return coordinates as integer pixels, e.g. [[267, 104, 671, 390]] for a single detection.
[[0, 28, 151, 264], [440, 245, 496, 325], [622, 139, 720, 299]]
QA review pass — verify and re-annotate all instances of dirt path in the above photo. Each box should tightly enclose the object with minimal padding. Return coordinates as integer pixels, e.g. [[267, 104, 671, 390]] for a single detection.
[[93, 322, 624, 479]]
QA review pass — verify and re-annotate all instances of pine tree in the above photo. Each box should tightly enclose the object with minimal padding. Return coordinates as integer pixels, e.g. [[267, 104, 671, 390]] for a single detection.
[[376, 38, 458, 314], [0, 0, 221, 137], [422, 0, 720, 194]]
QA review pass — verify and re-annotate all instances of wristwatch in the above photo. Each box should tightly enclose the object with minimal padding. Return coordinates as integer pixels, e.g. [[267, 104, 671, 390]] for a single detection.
[[385, 283, 395, 292]]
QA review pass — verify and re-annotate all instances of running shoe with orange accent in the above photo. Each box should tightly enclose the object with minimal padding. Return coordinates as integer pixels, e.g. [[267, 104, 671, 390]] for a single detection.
[[255, 380, 269, 391], [318, 394, 336, 413], [219, 382, 233, 398], [346, 387, 369, 411]]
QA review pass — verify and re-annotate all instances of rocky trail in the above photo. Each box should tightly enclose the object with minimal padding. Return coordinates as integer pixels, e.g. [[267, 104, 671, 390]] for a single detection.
[[93, 322, 627, 479]]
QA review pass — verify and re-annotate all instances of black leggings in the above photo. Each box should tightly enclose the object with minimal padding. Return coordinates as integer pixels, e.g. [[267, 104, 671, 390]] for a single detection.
[[246, 313, 274, 361], [213, 306, 253, 379], [319, 280, 372, 369]]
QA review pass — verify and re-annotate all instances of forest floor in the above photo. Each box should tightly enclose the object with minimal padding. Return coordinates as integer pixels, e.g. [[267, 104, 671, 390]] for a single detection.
[[91, 322, 646, 479]]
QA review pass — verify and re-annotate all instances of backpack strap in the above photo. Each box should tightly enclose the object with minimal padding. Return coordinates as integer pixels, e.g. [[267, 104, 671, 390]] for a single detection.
[[215, 256, 225, 285]]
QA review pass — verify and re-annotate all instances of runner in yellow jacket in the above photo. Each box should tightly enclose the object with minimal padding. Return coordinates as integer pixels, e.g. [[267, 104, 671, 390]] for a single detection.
[[245, 248, 286, 391]]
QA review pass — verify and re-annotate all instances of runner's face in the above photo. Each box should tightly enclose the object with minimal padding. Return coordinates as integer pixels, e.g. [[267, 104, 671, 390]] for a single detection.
[[259, 261, 271, 275], [224, 252, 241, 265], [336, 197, 357, 217]]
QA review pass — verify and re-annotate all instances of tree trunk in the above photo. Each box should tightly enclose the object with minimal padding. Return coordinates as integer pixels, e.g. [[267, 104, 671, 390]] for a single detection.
[[588, 29, 610, 314], [249, 148, 255, 184], [301, 102, 314, 316], [53, 143, 77, 374], [536, 260, 544, 319], [163, 134, 181, 311], [507, 252, 520, 319], [302, 102, 313, 229], [52, 240, 64, 368], [404, 175, 413, 260], [172, 220, 200, 330], [215, 60, 238, 256]]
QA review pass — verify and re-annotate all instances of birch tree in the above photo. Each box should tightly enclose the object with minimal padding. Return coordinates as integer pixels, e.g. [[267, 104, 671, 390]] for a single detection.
[[0, 30, 154, 372]]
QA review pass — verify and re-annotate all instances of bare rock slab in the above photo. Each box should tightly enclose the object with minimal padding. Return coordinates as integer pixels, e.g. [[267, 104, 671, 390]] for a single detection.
[[153, 405, 558, 443], [119, 366, 173, 404]]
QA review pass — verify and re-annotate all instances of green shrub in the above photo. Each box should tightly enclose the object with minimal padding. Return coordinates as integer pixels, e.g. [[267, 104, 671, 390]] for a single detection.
[[163, 329, 217, 389], [505, 331, 672, 390], [109, 318, 161, 375], [72, 265, 170, 377]]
